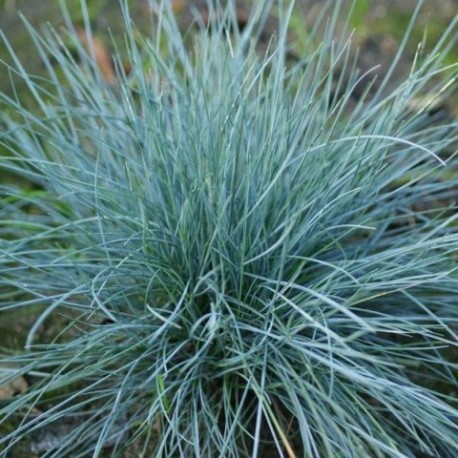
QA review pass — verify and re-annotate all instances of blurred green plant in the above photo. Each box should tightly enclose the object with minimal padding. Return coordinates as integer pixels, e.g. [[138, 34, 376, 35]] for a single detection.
[[0, 1, 457, 457], [52, 0, 111, 19]]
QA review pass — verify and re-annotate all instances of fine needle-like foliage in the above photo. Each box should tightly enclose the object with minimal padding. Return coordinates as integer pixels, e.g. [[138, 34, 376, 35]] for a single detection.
[[0, 1, 457, 456]]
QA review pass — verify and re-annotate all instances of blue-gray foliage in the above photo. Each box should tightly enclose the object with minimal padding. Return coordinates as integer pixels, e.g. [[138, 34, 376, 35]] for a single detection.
[[0, 1, 457, 456]]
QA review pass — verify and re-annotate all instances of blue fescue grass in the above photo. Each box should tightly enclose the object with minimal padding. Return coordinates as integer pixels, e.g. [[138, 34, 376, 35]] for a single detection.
[[0, 1, 457, 456]]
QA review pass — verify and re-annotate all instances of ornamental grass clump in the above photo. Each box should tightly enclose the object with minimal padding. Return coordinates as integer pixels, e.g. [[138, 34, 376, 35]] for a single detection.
[[1, 1, 458, 456]]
